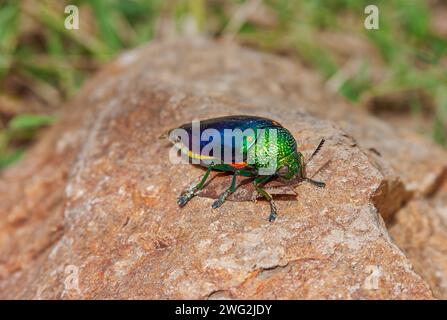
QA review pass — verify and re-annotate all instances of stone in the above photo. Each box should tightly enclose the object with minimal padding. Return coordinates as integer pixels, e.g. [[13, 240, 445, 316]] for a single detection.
[[389, 181, 447, 298], [0, 38, 443, 299]]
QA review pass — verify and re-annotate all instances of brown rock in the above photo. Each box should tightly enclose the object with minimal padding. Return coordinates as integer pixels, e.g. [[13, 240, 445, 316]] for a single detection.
[[389, 182, 447, 298], [0, 39, 438, 299]]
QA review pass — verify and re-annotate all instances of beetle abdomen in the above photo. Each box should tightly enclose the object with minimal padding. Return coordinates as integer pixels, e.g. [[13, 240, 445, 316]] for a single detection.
[[168, 115, 285, 166]]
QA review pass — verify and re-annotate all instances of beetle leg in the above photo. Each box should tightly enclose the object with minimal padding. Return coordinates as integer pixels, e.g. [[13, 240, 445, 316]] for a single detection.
[[177, 166, 213, 207], [253, 175, 277, 222], [305, 178, 325, 188], [300, 155, 325, 187], [211, 173, 237, 209]]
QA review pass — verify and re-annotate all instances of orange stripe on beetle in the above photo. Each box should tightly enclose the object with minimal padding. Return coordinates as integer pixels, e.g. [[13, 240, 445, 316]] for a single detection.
[[229, 162, 247, 169]]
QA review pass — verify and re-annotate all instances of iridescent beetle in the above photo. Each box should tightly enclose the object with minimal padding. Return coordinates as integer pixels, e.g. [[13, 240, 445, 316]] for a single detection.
[[165, 115, 325, 221]]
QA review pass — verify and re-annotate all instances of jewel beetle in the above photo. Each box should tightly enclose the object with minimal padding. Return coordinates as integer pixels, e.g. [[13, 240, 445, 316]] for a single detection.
[[165, 115, 325, 221]]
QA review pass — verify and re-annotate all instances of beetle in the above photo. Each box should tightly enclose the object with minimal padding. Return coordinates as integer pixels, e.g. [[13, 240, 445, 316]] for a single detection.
[[165, 115, 325, 221]]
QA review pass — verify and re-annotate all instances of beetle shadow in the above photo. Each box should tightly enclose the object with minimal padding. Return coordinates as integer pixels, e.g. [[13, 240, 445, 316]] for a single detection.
[[190, 165, 255, 197], [191, 167, 296, 202]]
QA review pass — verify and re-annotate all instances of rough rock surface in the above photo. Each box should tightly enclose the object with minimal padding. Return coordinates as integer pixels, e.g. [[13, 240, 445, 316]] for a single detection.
[[389, 181, 447, 298], [0, 38, 445, 299]]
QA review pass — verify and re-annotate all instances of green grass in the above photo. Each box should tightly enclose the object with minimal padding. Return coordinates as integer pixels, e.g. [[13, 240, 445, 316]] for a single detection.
[[0, 113, 56, 169], [0, 0, 446, 169]]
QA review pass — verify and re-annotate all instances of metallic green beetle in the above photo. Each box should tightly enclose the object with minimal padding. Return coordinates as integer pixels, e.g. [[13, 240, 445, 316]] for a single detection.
[[166, 115, 325, 221]]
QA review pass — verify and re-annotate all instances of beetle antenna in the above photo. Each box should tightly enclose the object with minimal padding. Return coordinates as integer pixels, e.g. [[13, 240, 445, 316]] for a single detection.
[[159, 129, 171, 140], [306, 139, 325, 165]]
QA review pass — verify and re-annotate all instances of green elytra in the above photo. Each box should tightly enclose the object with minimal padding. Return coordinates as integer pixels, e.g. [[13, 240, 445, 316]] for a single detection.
[[166, 115, 325, 221]]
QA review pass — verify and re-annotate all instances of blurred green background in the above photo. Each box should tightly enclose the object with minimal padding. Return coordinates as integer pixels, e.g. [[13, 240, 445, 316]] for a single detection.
[[0, 0, 446, 170]]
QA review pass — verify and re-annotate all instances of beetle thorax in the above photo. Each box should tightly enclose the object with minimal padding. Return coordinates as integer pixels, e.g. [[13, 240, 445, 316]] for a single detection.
[[246, 127, 298, 172], [278, 151, 304, 179]]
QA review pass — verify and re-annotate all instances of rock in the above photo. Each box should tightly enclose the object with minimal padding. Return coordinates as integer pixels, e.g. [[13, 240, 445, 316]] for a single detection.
[[389, 181, 447, 298], [0, 38, 443, 299], [101, 39, 447, 220]]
